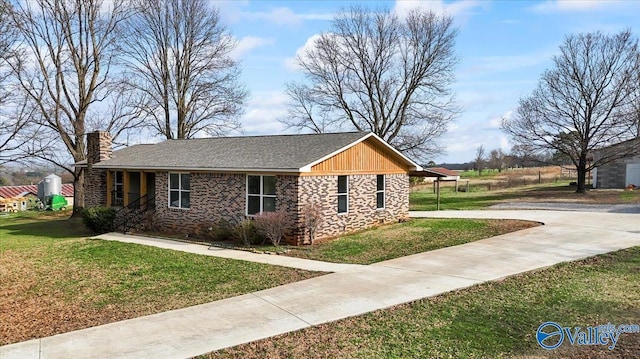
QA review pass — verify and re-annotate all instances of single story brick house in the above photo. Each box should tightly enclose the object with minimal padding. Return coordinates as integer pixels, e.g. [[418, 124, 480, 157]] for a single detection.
[[78, 131, 422, 244], [593, 137, 640, 189]]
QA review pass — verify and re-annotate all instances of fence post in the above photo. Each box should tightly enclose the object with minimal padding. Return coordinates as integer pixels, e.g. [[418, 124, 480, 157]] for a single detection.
[[538, 171, 541, 184]]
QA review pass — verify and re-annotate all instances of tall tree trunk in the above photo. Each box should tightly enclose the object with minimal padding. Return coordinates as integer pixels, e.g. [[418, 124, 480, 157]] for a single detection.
[[72, 168, 85, 217], [576, 152, 588, 194]]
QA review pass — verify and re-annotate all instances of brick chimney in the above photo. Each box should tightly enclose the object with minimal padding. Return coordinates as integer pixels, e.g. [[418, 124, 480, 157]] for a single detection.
[[86, 131, 112, 166]]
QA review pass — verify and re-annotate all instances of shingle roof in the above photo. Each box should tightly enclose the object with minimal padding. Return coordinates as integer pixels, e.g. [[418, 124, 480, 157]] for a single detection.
[[82, 132, 419, 172], [0, 184, 74, 198]]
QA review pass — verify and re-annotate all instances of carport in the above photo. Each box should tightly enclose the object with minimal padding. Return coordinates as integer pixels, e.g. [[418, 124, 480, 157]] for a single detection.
[[410, 168, 462, 210]]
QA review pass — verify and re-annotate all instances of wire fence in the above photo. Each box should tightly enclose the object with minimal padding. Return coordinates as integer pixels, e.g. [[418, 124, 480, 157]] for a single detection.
[[411, 173, 577, 193]]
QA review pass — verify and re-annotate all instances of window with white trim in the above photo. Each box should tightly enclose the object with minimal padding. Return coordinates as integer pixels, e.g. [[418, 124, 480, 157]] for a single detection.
[[376, 175, 385, 209], [169, 173, 190, 209], [247, 175, 276, 215], [114, 171, 124, 205], [337, 175, 348, 214]]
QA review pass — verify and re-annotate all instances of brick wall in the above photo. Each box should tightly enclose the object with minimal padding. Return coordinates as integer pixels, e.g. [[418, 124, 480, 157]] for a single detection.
[[86, 131, 112, 165], [144, 172, 409, 245], [153, 172, 246, 233], [83, 131, 112, 208], [152, 173, 299, 234], [84, 168, 108, 207], [296, 174, 409, 244]]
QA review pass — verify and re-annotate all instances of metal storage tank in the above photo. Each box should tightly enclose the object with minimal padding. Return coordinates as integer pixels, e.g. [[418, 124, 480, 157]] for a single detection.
[[38, 174, 62, 202]]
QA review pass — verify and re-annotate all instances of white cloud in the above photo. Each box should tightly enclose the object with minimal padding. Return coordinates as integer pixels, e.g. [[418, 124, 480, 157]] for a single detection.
[[283, 34, 323, 72], [393, 0, 483, 18], [232, 7, 332, 27], [252, 7, 303, 26], [230, 36, 274, 60], [241, 91, 292, 135], [216, 0, 250, 24], [459, 49, 556, 79], [435, 108, 517, 162], [488, 110, 513, 129], [530, 0, 623, 13]]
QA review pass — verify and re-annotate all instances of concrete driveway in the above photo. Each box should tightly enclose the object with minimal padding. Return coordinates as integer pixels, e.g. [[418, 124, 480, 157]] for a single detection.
[[2, 210, 639, 359]]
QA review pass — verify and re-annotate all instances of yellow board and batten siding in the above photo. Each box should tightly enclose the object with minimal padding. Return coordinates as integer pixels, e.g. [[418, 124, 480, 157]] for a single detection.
[[309, 139, 410, 175]]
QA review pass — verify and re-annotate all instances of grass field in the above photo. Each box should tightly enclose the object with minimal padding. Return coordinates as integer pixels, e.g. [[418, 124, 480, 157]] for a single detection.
[[283, 218, 538, 264], [207, 247, 640, 358], [0, 211, 322, 345], [410, 182, 640, 211]]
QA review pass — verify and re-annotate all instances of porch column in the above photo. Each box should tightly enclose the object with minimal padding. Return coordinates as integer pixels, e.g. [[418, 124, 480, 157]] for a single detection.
[[123, 171, 130, 207], [140, 172, 148, 209], [106, 171, 113, 207], [140, 172, 148, 198]]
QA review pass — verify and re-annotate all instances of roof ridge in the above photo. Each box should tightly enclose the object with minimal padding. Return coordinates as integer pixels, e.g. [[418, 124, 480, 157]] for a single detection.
[[163, 131, 369, 141]]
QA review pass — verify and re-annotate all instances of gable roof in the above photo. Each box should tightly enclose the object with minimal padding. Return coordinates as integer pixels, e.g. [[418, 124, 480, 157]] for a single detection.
[[78, 132, 422, 173], [0, 184, 74, 199]]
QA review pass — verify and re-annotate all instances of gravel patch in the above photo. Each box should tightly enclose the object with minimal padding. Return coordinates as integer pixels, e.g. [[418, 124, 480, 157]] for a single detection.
[[490, 202, 640, 213]]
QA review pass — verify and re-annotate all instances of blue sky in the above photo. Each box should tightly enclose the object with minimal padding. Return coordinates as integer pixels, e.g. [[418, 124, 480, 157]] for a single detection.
[[214, 0, 640, 164]]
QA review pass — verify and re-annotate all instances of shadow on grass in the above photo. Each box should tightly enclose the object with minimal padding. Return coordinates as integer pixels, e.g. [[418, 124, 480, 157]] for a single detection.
[[1, 215, 93, 239]]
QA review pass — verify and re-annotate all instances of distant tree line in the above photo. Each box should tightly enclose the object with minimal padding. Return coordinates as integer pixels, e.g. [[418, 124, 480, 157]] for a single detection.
[[434, 144, 570, 172]]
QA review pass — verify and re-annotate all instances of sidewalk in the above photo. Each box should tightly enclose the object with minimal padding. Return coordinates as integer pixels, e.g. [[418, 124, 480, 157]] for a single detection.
[[95, 232, 360, 272], [2, 210, 640, 358]]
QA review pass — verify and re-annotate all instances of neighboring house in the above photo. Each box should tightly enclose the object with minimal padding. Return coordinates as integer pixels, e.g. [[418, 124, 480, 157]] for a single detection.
[[0, 184, 75, 210], [593, 138, 640, 189], [79, 131, 422, 244]]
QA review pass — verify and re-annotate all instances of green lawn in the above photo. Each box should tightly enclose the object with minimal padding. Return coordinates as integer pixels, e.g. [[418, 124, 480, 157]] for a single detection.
[[408, 181, 640, 211], [208, 247, 640, 358], [283, 218, 538, 264], [459, 168, 501, 178], [0, 211, 322, 345]]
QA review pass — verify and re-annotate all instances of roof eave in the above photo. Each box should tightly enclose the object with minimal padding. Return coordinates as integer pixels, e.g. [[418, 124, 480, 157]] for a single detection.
[[82, 164, 302, 173]]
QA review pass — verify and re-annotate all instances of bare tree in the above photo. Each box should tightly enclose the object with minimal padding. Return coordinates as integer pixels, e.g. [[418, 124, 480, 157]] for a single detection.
[[487, 149, 505, 172], [282, 6, 458, 159], [119, 0, 247, 139], [0, 0, 26, 163], [4, 0, 139, 213], [474, 145, 485, 174], [502, 31, 640, 193]]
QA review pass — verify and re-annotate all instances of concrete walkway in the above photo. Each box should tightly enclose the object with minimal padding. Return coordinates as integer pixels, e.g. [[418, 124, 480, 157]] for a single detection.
[[95, 232, 360, 273], [2, 210, 640, 359]]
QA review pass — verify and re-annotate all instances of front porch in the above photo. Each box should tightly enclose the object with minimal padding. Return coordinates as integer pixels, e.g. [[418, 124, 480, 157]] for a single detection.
[[107, 170, 156, 210]]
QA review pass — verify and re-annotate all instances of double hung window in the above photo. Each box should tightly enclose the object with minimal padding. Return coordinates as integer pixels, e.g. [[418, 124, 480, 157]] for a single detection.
[[169, 173, 190, 209], [247, 175, 276, 215], [376, 175, 385, 209], [337, 175, 348, 214]]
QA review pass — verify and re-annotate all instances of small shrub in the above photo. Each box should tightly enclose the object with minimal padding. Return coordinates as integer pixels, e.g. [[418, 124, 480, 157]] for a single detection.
[[253, 211, 289, 247], [234, 217, 256, 247], [302, 203, 323, 245], [197, 219, 235, 242], [82, 206, 116, 233]]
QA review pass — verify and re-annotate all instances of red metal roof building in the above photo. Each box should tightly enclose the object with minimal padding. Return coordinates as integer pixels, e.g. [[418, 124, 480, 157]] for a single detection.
[[0, 184, 74, 199]]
